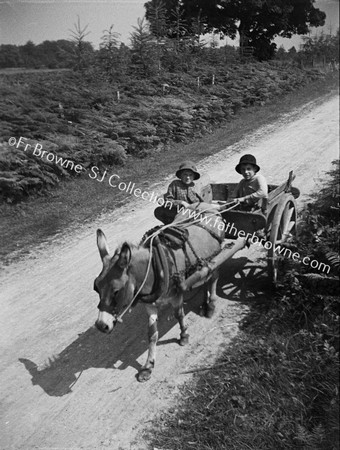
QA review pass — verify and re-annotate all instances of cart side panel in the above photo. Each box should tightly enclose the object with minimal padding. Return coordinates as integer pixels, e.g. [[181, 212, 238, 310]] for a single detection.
[[268, 183, 300, 202], [222, 210, 267, 238], [210, 183, 239, 202], [200, 184, 213, 203], [200, 182, 234, 203], [211, 183, 229, 201]]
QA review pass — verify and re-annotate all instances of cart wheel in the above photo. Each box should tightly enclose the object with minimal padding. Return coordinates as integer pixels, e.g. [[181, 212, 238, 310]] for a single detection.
[[268, 195, 297, 284]]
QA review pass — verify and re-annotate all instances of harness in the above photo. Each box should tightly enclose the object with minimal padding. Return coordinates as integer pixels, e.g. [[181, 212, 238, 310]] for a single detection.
[[137, 235, 170, 303], [115, 202, 238, 323]]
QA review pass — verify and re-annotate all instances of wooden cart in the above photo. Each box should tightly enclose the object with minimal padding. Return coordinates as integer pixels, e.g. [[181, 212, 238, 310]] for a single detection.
[[186, 171, 300, 286]]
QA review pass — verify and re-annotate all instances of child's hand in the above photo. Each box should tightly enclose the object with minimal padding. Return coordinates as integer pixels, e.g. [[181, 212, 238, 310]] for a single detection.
[[235, 197, 246, 203], [180, 201, 189, 208]]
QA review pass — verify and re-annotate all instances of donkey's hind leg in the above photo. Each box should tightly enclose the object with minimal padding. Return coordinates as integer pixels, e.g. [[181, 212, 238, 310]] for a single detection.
[[138, 303, 158, 382], [174, 296, 189, 346], [202, 270, 219, 318]]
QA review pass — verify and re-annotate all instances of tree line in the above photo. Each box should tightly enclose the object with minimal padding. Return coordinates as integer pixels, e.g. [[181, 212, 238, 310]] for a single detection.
[[0, 0, 338, 73], [0, 40, 85, 70]]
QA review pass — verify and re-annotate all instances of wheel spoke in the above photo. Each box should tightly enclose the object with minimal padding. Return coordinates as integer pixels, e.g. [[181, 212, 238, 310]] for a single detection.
[[268, 198, 297, 284], [284, 206, 294, 224], [281, 205, 296, 241], [287, 220, 296, 233], [281, 206, 294, 232], [278, 221, 284, 239]]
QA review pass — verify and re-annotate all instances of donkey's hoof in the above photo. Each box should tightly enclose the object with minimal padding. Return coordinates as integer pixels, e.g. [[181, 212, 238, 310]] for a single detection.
[[199, 306, 206, 317], [205, 303, 215, 318], [137, 368, 152, 382], [179, 334, 189, 346]]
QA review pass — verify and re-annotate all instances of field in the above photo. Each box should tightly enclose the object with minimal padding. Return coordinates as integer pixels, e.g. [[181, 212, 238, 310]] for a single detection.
[[0, 61, 325, 204]]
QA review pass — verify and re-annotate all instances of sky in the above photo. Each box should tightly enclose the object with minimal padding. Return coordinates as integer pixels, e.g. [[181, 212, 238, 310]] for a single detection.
[[0, 0, 339, 50]]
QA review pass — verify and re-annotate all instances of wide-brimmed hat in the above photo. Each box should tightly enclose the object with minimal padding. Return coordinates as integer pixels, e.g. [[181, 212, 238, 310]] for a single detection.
[[235, 154, 260, 174], [176, 161, 200, 180]]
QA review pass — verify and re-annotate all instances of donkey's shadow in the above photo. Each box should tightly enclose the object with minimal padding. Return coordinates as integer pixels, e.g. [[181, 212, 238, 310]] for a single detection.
[[19, 289, 206, 397]]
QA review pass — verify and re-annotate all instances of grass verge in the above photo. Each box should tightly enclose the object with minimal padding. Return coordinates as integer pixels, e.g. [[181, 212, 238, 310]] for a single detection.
[[0, 72, 338, 265]]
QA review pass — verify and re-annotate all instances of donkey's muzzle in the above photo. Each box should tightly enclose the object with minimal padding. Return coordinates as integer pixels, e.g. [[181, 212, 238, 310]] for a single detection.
[[95, 319, 113, 333], [95, 310, 116, 333]]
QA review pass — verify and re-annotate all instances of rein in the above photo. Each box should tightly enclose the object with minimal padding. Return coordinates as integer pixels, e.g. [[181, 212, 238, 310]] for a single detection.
[[114, 233, 156, 324], [143, 200, 238, 242]]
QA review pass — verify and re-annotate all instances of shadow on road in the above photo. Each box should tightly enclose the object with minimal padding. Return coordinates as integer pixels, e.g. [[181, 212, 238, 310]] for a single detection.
[[217, 254, 276, 336], [18, 289, 206, 397], [217, 255, 271, 301]]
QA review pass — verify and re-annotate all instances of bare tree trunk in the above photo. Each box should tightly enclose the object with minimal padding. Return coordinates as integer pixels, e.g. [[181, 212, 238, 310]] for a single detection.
[[238, 21, 251, 57]]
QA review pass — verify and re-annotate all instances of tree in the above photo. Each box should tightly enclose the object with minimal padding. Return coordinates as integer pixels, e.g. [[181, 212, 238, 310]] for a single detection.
[[276, 45, 287, 60], [301, 29, 339, 64], [20, 40, 40, 67], [145, 0, 205, 60], [36, 41, 60, 68], [145, 0, 168, 39], [224, 0, 326, 60], [168, 3, 188, 52], [69, 16, 93, 70], [145, 0, 326, 60], [53, 40, 79, 68], [99, 25, 121, 79], [117, 43, 132, 76], [288, 45, 297, 61], [143, 0, 168, 71], [0, 45, 23, 68], [130, 17, 158, 76]]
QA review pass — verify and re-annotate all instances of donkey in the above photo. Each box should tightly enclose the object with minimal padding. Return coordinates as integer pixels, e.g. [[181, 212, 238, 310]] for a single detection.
[[94, 213, 223, 382]]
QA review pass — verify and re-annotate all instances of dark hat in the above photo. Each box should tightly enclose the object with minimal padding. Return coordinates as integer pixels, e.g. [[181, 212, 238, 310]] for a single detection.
[[235, 154, 260, 174], [176, 161, 200, 180]]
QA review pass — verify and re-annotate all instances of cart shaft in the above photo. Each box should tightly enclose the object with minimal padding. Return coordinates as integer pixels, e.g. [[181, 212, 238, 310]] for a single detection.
[[180, 238, 247, 291]]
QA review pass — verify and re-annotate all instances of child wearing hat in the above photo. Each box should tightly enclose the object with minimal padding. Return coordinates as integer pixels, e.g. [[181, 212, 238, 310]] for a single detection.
[[233, 154, 268, 211], [154, 161, 203, 224]]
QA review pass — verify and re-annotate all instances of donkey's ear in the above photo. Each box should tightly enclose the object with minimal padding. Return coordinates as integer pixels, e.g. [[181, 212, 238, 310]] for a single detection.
[[97, 229, 110, 261], [117, 242, 131, 268]]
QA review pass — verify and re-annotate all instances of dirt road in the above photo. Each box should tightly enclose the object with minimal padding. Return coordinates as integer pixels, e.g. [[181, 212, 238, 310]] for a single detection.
[[0, 94, 338, 450]]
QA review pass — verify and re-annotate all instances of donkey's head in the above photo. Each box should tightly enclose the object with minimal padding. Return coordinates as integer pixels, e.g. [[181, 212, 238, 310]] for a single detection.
[[94, 229, 135, 333]]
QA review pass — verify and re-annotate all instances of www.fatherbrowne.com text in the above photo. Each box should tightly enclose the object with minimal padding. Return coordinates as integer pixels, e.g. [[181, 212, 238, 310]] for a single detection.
[[10, 136, 330, 274]]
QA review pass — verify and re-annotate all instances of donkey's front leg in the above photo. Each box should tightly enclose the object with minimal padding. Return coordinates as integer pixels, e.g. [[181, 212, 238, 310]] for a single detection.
[[138, 303, 158, 382], [174, 295, 189, 346]]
